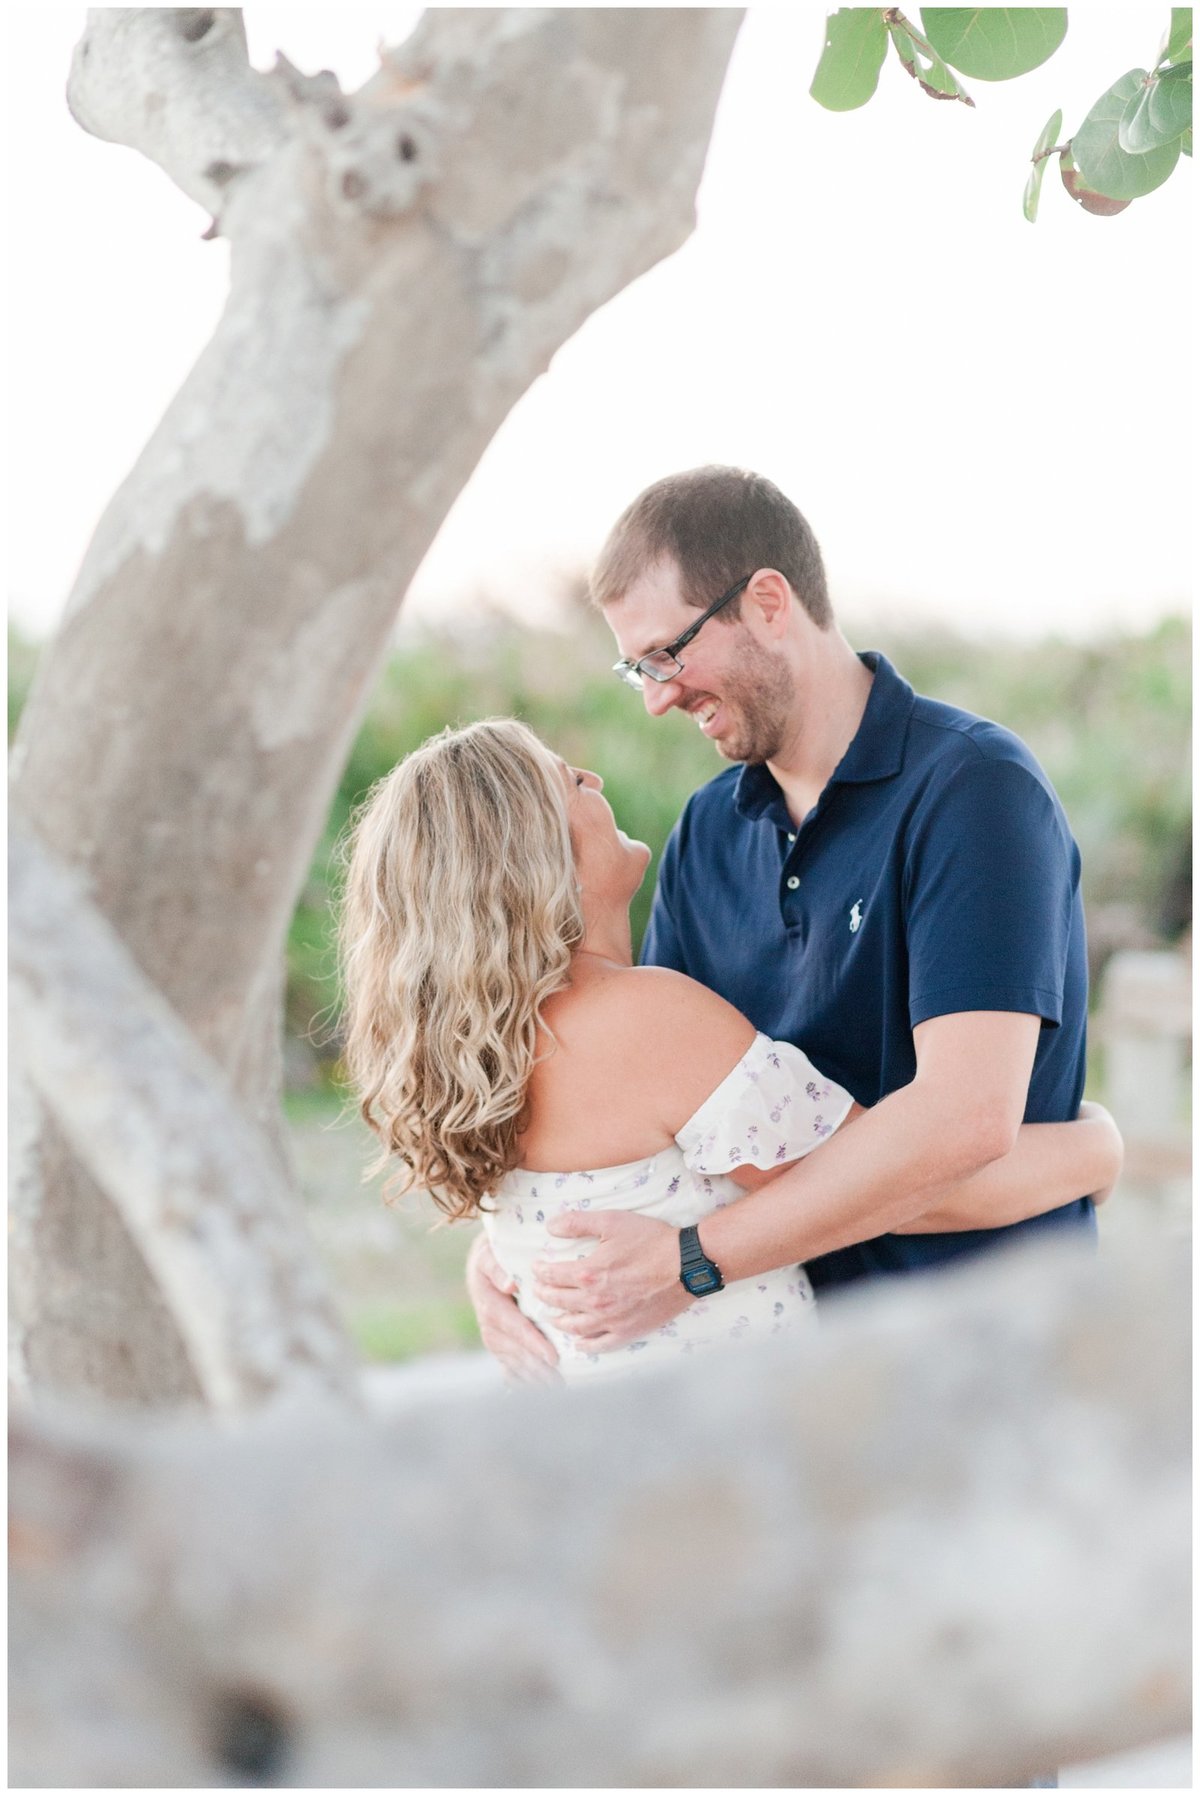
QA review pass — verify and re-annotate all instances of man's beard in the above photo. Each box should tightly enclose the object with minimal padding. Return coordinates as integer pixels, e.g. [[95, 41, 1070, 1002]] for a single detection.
[[707, 632, 794, 765]]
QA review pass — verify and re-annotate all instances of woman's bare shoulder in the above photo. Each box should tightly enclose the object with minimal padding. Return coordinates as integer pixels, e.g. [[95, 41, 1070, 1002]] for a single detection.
[[596, 966, 759, 1129], [524, 962, 759, 1167], [620, 963, 751, 1025], [553, 961, 749, 1030]]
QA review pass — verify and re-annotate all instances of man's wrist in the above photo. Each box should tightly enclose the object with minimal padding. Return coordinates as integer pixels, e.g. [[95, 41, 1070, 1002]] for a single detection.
[[678, 1223, 724, 1295]]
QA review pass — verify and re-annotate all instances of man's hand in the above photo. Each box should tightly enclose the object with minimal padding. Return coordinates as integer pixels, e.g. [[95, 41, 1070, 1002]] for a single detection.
[[465, 1232, 561, 1386], [533, 1210, 690, 1352]]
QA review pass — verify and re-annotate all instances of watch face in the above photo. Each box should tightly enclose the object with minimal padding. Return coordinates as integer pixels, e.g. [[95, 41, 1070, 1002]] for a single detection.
[[684, 1266, 721, 1295]]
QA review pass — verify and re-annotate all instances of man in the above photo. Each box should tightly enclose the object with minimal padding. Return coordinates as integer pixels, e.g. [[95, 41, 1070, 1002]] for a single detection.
[[467, 466, 1094, 1377]]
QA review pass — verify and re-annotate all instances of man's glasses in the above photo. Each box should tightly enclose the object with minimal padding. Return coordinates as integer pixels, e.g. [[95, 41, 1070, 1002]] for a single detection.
[[611, 575, 751, 690]]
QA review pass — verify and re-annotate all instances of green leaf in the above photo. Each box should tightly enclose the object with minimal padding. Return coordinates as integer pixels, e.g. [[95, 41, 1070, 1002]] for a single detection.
[[1023, 108, 1063, 222], [1058, 146, 1133, 217], [1073, 69, 1183, 197], [1119, 64, 1193, 153], [1183, 126, 1194, 154], [920, 8, 1067, 79], [888, 17, 975, 105], [1032, 105, 1064, 158], [1162, 8, 1193, 66], [810, 9, 890, 111]]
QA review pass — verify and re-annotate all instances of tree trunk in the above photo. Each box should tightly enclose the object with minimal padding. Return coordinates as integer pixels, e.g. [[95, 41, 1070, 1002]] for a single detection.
[[10, 1228, 1189, 1788], [10, 819, 359, 1413], [10, 7, 742, 1408]]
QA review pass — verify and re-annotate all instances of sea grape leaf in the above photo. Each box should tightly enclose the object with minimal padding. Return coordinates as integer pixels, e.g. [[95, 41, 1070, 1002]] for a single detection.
[[1073, 69, 1183, 197], [1163, 8, 1193, 66], [810, 8, 890, 111], [1032, 106, 1064, 157], [920, 8, 1068, 80], [1119, 63, 1192, 153], [1058, 146, 1133, 216], [1023, 108, 1063, 221], [888, 17, 975, 104]]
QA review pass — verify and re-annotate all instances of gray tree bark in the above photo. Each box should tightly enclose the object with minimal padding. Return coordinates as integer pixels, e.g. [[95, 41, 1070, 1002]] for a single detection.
[[10, 1228, 1189, 1789], [9, 6, 742, 1408], [9, 819, 359, 1413]]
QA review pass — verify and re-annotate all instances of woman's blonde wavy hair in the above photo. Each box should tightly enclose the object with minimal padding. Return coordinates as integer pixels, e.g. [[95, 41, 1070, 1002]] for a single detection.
[[337, 718, 585, 1221]]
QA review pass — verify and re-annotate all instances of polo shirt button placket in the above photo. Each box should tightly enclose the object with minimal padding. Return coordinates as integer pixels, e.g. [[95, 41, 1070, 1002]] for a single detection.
[[782, 824, 802, 922], [782, 869, 803, 938]]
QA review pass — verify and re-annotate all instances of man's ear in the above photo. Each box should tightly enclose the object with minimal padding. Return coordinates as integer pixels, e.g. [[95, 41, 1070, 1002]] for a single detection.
[[744, 569, 793, 638]]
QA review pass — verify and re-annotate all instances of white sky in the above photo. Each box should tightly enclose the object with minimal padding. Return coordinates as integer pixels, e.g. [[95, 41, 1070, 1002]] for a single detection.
[[5, 4, 1193, 643]]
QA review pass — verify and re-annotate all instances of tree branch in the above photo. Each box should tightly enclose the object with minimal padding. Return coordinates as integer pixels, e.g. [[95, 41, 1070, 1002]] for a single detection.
[[10, 1227, 1188, 1786], [67, 9, 290, 221], [9, 816, 360, 1414]]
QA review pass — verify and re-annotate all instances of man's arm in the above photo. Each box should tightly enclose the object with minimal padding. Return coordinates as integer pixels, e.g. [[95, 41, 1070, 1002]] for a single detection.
[[535, 1011, 1042, 1348], [727, 1098, 1122, 1225], [894, 1099, 1122, 1231]]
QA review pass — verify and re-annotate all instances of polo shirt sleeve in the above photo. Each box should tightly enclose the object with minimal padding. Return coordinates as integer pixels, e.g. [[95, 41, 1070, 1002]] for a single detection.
[[905, 754, 1077, 1031], [640, 821, 689, 974]]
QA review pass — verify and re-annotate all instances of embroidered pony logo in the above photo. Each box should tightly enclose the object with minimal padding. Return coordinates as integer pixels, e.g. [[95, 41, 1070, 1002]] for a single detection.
[[849, 899, 864, 934]]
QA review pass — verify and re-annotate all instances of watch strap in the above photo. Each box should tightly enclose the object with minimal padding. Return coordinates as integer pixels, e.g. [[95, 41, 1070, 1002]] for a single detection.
[[679, 1223, 725, 1295]]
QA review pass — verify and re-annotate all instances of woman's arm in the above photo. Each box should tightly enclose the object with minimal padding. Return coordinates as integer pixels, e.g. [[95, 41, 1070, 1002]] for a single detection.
[[893, 1099, 1123, 1232], [726, 1100, 1123, 1231]]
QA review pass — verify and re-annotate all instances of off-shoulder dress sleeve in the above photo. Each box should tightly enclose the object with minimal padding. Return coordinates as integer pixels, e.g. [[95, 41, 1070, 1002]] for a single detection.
[[675, 1033, 854, 1175]]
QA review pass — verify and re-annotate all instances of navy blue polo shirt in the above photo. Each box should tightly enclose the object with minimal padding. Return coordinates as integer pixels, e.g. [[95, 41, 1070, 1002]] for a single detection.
[[642, 652, 1094, 1289]]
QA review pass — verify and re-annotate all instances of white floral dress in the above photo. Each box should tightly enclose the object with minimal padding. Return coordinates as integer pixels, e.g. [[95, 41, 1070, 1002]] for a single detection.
[[482, 1034, 854, 1384]]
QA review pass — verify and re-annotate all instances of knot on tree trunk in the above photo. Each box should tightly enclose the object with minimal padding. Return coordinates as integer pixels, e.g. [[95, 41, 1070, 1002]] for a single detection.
[[271, 50, 440, 221]]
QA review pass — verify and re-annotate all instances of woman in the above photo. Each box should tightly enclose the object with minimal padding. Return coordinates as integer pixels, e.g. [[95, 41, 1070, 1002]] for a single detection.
[[338, 719, 1121, 1384]]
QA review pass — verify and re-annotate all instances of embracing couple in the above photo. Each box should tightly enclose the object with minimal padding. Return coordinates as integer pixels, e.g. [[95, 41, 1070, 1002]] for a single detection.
[[339, 466, 1119, 1385]]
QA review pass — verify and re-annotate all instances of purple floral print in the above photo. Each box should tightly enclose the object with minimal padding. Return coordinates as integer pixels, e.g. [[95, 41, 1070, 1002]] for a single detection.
[[478, 1031, 846, 1382]]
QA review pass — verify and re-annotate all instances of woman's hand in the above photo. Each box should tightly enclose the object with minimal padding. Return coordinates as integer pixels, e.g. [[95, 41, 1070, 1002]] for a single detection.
[[465, 1232, 562, 1386], [532, 1210, 690, 1351], [1076, 1099, 1123, 1204]]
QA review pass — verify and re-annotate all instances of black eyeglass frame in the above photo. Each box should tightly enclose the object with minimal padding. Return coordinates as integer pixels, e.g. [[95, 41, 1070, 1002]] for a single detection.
[[611, 574, 752, 689]]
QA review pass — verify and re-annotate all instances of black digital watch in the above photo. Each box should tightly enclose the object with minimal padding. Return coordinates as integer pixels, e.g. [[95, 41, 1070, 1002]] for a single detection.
[[678, 1224, 725, 1296]]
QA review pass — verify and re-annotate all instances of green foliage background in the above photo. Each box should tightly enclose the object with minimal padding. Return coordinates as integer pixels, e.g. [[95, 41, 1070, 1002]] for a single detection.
[[298, 608, 1189, 1067], [9, 608, 1189, 1361], [11, 609, 1189, 1085]]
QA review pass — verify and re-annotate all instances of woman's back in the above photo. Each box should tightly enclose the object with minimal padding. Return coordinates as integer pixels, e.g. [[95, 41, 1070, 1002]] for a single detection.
[[517, 958, 684, 1173], [492, 955, 851, 1381]]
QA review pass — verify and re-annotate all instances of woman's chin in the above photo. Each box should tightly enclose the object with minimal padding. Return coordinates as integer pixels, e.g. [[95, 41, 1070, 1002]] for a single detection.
[[628, 840, 652, 887]]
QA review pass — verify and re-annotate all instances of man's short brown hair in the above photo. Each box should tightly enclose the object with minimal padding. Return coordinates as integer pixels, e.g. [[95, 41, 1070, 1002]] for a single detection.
[[590, 466, 832, 628]]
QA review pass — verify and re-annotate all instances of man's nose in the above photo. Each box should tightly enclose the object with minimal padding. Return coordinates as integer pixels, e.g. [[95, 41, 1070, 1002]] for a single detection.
[[642, 674, 683, 718]]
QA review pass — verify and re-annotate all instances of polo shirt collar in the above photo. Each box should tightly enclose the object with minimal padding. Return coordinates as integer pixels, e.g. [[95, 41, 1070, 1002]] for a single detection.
[[831, 651, 915, 784], [734, 651, 915, 820]]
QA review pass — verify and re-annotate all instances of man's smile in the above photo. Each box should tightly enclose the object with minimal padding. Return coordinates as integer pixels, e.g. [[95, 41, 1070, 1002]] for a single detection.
[[688, 697, 723, 734]]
